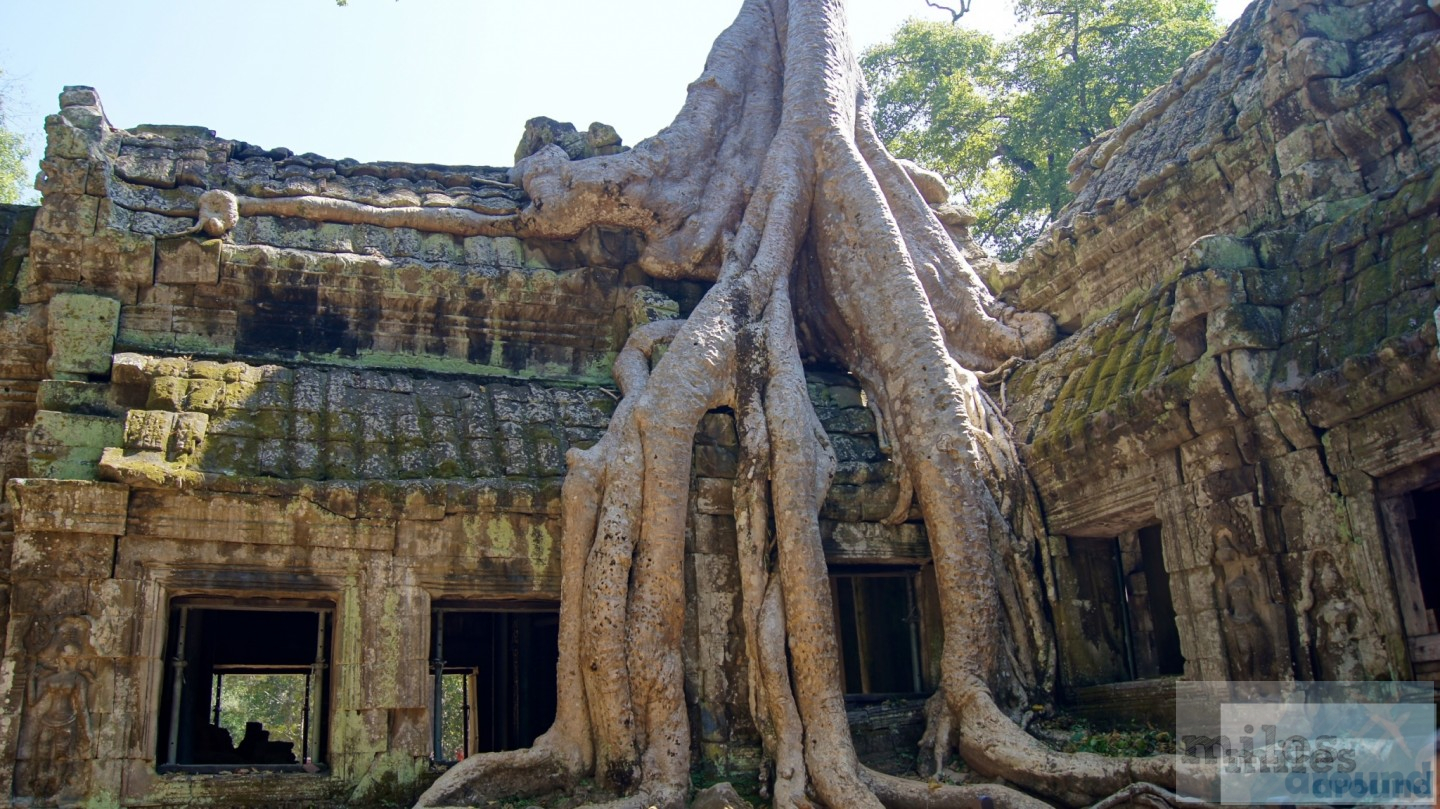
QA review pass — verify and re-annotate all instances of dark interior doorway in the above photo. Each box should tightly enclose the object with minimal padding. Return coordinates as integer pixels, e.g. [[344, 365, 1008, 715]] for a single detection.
[[430, 606, 559, 761], [1064, 525, 1183, 686], [830, 570, 925, 697], [1133, 525, 1185, 678], [156, 600, 331, 772], [1406, 487, 1440, 633]]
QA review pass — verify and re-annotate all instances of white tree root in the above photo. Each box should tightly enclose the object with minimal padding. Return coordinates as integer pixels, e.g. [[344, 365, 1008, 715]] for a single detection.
[[412, 1, 1188, 807]]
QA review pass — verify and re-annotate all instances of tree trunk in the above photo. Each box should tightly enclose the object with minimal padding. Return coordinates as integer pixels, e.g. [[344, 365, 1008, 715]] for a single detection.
[[415, 1, 1172, 807]]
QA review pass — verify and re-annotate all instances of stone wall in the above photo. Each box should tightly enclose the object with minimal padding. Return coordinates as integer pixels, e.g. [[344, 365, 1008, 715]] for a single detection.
[[1, 0, 1438, 805], [1000, 0, 1440, 694], [0, 86, 929, 806], [997, 0, 1440, 334]]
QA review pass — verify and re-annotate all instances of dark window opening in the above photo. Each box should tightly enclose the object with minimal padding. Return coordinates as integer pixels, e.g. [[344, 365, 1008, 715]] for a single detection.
[[156, 600, 331, 773], [1407, 488, 1440, 635], [1066, 525, 1182, 686], [1129, 525, 1184, 678], [830, 570, 925, 697], [430, 606, 558, 762]]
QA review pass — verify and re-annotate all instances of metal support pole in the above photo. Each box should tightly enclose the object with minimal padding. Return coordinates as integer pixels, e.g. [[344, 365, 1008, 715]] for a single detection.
[[307, 611, 328, 765], [906, 576, 923, 694], [166, 607, 191, 766], [212, 673, 223, 727], [431, 612, 445, 761]]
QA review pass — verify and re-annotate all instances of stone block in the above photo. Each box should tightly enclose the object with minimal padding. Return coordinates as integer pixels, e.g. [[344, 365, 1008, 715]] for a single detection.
[[693, 444, 738, 478], [10, 531, 115, 579], [35, 380, 124, 417], [113, 149, 178, 189], [695, 477, 734, 515], [822, 520, 928, 561], [47, 292, 121, 377], [86, 579, 139, 657], [1187, 359, 1243, 434], [1207, 304, 1282, 352], [79, 232, 156, 305], [155, 237, 221, 285], [697, 412, 738, 447], [25, 410, 124, 480], [58, 86, 100, 109], [1182, 235, 1258, 273], [1286, 37, 1353, 82], [691, 513, 738, 555], [44, 113, 96, 160], [1219, 350, 1276, 417], [116, 304, 174, 348], [1172, 268, 1246, 329], [7, 478, 129, 535], [1325, 93, 1406, 166], [1179, 428, 1246, 480], [333, 709, 390, 756], [35, 193, 99, 237], [123, 410, 176, 452], [387, 708, 430, 754], [34, 158, 92, 196], [126, 489, 396, 551], [169, 412, 209, 462]]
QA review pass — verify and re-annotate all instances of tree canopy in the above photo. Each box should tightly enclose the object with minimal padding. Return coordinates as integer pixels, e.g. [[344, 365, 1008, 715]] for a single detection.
[[863, 0, 1221, 259], [0, 72, 30, 205]]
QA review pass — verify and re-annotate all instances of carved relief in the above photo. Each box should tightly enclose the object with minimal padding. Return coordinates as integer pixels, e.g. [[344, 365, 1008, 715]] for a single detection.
[[15, 616, 96, 804], [1211, 511, 1290, 680], [1296, 550, 1385, 681]]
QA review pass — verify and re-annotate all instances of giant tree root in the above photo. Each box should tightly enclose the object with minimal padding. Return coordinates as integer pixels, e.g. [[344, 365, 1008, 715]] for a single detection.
[[415, 1, 1178, 807]]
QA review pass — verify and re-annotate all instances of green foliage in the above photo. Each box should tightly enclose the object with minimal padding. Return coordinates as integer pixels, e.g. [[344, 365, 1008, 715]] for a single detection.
[[438, 673, 467, 760], [864, 0, 1221, 259], [215, 672, 308, 751], [1033, 714, 1177, 757], [0, 72, 30, 205]]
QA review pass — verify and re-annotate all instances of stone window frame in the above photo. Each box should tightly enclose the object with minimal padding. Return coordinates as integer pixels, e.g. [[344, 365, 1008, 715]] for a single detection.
[[1376, 464, 1440, 676], [135, 566, 346, 782], [424, 597, 562, 763], [826, 564, 937, 699], [155, 597, 334, 773], [1055, 522, 1184, 690]]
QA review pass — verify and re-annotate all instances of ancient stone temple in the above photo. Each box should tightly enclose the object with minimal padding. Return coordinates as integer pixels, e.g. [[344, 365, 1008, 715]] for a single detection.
[[0, 0, 1435, 805]]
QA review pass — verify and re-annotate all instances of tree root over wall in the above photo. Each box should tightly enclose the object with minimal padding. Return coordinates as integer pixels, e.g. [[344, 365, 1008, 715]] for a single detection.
[[413, 1, 1179, 806]]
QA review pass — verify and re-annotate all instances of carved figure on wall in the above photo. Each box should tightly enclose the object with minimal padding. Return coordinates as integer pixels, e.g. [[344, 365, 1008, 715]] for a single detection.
[[1213, 520, 1285, 681], [15, 615, 96, 804], [1299, 550, 1371, 681], [1221, 572, 1274, 680]]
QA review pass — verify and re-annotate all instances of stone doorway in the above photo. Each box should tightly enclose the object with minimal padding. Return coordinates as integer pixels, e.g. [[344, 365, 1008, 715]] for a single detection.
[[1382, 486, 1440, 682], [829, 568, 927, 697], [429, 606, 559, 761], [1059, 525, 1183, 689], [155, 599, 332, 772]]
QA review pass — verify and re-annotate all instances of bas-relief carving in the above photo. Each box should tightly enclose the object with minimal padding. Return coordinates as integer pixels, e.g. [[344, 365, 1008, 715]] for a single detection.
[[14, 616, 96, 805], [1210, 515, 1290, 681], [1296, 549, 1387, 682]]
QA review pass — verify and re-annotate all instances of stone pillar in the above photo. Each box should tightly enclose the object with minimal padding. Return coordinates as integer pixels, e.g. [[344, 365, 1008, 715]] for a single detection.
[[0, 479, 129, 803]]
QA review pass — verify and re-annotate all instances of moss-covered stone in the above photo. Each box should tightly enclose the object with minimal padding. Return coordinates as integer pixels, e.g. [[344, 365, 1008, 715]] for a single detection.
[[48, 293, 122, 377], [26, 410, 125, 480]]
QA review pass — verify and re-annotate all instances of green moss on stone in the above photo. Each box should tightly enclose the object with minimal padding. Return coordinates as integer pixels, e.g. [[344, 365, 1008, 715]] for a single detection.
[[27, 410, 125, 480]]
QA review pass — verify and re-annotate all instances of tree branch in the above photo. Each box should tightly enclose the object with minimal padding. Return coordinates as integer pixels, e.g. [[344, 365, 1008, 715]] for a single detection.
[[926, 0, 973, 23]]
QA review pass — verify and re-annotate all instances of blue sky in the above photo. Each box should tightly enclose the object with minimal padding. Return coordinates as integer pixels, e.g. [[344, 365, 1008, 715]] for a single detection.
[[1, 0, 1249, 200]]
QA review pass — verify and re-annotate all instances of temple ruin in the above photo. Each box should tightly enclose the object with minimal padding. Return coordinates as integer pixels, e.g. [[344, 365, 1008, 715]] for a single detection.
[[0, 0, 1436, 804]]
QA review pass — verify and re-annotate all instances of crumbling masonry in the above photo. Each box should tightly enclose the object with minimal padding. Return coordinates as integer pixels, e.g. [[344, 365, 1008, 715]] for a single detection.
[[0, 0, 1436, 805]]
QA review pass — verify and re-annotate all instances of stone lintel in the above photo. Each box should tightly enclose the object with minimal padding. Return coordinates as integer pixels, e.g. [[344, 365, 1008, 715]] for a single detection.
[[7, 477, 130, 535]]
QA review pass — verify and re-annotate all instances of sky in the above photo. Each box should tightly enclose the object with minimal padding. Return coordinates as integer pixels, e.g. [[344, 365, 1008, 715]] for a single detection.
[[1, 0, 1251, 200]]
